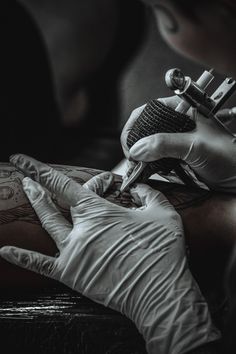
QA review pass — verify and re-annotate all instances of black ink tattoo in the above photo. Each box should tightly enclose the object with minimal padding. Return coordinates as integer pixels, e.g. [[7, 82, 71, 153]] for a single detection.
[[0, 164, 210, 226], [0, 185, 14, 200], [0, 204, 36, 225]]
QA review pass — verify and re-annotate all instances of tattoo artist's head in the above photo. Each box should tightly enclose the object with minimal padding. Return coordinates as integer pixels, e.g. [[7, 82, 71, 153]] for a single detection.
[[142, 0, 236, 77]]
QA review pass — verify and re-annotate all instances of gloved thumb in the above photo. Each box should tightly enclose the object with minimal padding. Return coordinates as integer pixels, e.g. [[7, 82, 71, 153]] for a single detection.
[[158, 95, 182, 110], [129, 132, 192, 162], [0, 246, 56, 278], [130, 183, 174, 212], [83, 172, 114, 197]]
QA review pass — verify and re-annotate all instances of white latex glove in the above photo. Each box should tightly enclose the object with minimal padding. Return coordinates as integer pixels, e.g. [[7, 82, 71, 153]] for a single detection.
[[0, 154, 220, 354], [121, 97, 236, 193]]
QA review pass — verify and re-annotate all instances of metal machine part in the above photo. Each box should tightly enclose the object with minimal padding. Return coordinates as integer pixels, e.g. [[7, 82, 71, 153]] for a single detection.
[[120, 68, 236, 193], [166, 68, 236, 121]]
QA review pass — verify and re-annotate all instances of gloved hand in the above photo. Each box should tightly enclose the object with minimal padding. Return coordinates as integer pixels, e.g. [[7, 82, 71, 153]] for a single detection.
[[0, 154, 220, 354], [121, 97, 236, 193]]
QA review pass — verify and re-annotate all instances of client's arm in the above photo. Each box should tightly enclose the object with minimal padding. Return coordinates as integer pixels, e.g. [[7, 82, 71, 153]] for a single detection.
[[0, 163, 235, 290]]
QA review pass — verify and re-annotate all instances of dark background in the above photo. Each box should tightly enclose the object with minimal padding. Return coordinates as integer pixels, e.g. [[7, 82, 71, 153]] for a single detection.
[[1, 0, 234, 169]]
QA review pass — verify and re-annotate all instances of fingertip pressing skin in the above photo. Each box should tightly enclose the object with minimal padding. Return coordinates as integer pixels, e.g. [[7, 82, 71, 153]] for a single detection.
[[0, 246, 18, 264], [102, 172, 111, 180], [130, 184, 169, 210], [9, 153, 19, 165], [0, 245, 11, 254], [98, 171, 114, 183], [22, 177, 44, 202], [10, 154, 35, 177], [83, 172, 114, 196], [99, 172, 114, 194], [10, 153, 30, 164]]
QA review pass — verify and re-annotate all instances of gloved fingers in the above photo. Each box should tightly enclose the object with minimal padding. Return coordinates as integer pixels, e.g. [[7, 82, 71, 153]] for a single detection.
[[0, 246, 57, 278], [10, 154, 85, 206], [216, 107, 236, 124], [23, 177, 72, 247], [130, 183, 173, 211], [120, 104, 146, 158], [158, 95, 182, 110], [83, 172, 114, 197], [129, 132, 192, 161]]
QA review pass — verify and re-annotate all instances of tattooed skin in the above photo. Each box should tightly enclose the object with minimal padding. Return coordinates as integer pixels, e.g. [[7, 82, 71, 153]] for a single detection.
[[0, 163, 235, 292], [0, 163, 210, 225]]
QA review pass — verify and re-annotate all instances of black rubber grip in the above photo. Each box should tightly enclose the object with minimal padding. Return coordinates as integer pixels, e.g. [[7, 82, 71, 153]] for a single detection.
[[127, 99, 196, 182]]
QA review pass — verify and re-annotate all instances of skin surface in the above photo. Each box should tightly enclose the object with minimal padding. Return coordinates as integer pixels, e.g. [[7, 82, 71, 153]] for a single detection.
[[142, 0, 236, 78], [0, 163, 235, 295]]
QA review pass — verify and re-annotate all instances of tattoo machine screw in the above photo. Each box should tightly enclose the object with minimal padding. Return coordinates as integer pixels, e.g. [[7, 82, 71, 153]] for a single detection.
[[120, 68, 236, 192]]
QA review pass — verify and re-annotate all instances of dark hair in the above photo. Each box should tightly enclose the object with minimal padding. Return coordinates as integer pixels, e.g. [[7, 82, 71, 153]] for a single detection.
[[171, 1, 211, 16], [169, 0, 236, 21]]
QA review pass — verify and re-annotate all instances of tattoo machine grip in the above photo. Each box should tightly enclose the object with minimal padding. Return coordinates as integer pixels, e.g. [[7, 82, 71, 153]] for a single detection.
[[126, 100, 196, 182]]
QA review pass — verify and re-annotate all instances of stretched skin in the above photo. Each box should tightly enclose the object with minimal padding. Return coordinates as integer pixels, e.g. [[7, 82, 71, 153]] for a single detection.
[[0, 163, 235, 293]]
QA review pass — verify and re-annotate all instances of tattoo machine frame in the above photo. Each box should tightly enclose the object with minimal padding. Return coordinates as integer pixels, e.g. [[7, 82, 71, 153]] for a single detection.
[[120, 68, 236, 192]]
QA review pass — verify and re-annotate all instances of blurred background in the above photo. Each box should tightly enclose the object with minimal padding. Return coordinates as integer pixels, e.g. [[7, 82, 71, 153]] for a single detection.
[[1, 0, 234, 170]]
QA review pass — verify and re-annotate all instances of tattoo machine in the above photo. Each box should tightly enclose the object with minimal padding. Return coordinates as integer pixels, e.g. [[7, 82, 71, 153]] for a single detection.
[[120, 68, 236, 192]]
